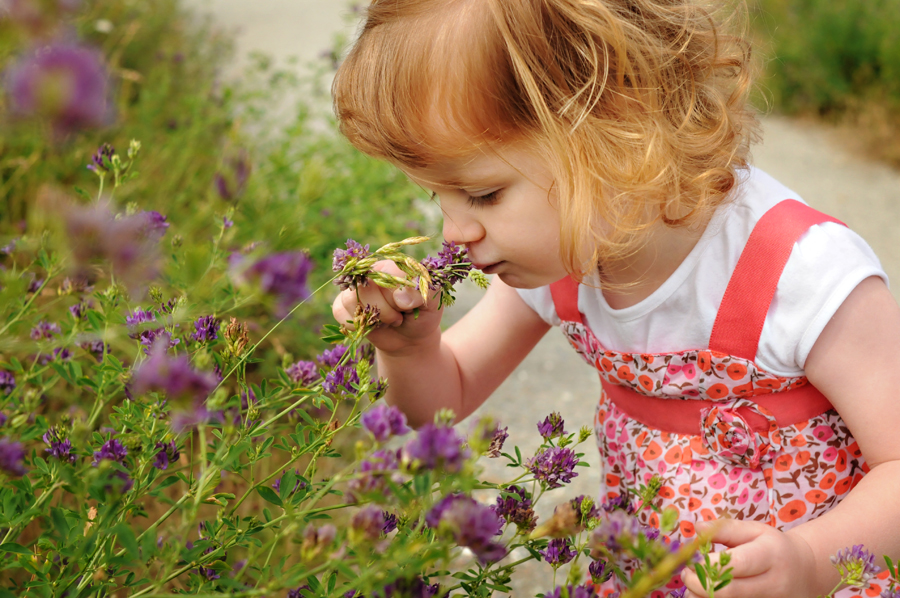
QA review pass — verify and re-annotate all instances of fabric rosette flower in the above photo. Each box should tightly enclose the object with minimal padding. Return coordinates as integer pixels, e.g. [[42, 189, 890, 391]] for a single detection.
[[699, 400, 779, 469]]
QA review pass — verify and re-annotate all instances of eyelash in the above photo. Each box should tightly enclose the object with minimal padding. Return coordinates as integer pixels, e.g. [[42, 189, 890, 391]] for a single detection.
[[466, 190, 502, 207]]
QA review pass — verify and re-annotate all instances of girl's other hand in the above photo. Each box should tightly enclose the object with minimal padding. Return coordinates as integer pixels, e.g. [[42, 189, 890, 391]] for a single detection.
[[681, 520, 817, 598], [332, 259, 444, 355]]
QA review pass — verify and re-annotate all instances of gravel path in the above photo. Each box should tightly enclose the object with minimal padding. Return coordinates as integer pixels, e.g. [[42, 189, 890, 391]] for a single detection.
[[184, 2, 900, 594]]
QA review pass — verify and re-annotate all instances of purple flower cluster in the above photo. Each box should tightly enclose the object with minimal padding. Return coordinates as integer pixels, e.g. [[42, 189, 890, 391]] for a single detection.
[[191, 315, 220, 343], [30, 320, 61, 340], [318, 344, 349, 367], [421, 241, 471, 290], [382, 511, 398, 534], [541, 538, 576, 567], [546, 585, 594, 598], [126, 307, 156, 326], [602, 495, 636, 515], [831, 545, 881, 586], [87, 143, 115, 173], [80, 339, 107, 362], [4, 42, 111, 135], [347, 448, 403, 502], [402, 423, 470, 473], [38, 347, 72, 365], [590, 559, 611, 583], [69, 301, 88, 320], [570, 495, 600, 527], [0, 413, 6, 427], [332, 239, 371, 290], [527, 446, 578, 488], [92, 438, 127, 466], [537, 412, 566, 440], [285, 360, 319, 386], [130, 327, 180, 355], [668, 588, 687, 598], [375, 578, 440, 598], [0, 371, 16, 396], [238, 251, 314, 316], [213, 151, 251, 202], [0, 438, 27, 476], [153, 440, 180, 470], [591, 509, 643, 553], [64, 201, 163, 291], [361, 403, 411, 442], [43, 428, 76, 463], [427, 494, 506, 564], [492, 485, 537, 532], [138, 211, 170, 241], [322, 365, 360, 396], [130, 341, 218, 402], [350, 504, 390, 543]]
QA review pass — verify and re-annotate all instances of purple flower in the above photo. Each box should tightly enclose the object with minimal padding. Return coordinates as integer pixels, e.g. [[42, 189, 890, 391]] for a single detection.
[[79, 339, 108, 362], [138, 211, 169, 241], [69, 301, 88, 320], [527, 446, 578, 489], [4, 42, 111, 135], [880, 590, 900, 598], [541, 538, 576, 567], [87, 143, 115, 173], [30, 320, 61, 340], [191, 315, 220, 343], [591, 509, 643, 553], [0, 413, 6, 427], [485, 425, 508, 458], [427, 494, 506, 564], [668, 588, 687, 598], [130, 341, 218, 402], [361, 403, 411, 442], [546, 585, 594, 598], [0, 438, 27, 476], [590, 559, 611, 584], [285, 360, 319, 386], [0, 371, 15, 396], [601, 495, 636, 515], [153, 440, 180, 470], [831, 545, 881, 586], [170, 403, 220, 433], [43, 428, 76, 463], [38, 347, 72, 365], [287, 586, 311, 598], [318, 344, 349, 367], [92, 438, 127, 466], [421, 241, 471, 290], [126, 307, 156, 327], [223, 216, 234, 229], [237, 251, 314, 316], [402, 423, 470, 473], [374, 578, 439, 598], [27, 276, 43, 293], [382, 511, 398, 534], [332, 239, 371, 290], [322, 364, 359, 396], [64, 201, 161, 292], [0, 238, 16, 255], [492, 485, 536, 532], [347, 448, 402, 503], [350, 504, 388, 542], [537, 412, 566, 440]]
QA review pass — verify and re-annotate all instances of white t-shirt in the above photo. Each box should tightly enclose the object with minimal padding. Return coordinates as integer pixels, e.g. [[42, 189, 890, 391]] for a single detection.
[[517, 167, 887, 377]]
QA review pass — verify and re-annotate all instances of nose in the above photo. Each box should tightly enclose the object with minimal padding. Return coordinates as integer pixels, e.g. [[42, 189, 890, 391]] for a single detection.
[[441, 206, 485, 246]]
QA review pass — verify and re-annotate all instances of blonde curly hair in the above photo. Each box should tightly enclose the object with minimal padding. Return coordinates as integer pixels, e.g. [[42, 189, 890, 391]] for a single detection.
[[333, 0, 760, 276]]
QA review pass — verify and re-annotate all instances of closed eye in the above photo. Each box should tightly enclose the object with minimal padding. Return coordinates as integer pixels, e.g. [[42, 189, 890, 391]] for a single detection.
[[466, 189, 502, 208]]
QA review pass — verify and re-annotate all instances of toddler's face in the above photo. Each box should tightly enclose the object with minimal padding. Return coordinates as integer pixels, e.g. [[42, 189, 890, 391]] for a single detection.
[[400, 143, 567, 289]]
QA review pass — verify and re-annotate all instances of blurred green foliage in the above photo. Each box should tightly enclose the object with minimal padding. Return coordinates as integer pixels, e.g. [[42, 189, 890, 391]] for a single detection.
[[0, 0, 431, 366], [751, 0, 900, 162]]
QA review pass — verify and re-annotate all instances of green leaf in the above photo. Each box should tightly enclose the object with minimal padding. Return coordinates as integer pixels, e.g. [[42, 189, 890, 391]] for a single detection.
[[50, 507, 70, 540], [110, 524, 139, 560], [694, 563, 708, 589], [155, 475, 180, 491], [256, 486, 283, 507], [0, 542, 30, 555]]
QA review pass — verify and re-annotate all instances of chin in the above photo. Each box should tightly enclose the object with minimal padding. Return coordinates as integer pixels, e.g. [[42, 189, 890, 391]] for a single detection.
[[496, 272, 550, 290]]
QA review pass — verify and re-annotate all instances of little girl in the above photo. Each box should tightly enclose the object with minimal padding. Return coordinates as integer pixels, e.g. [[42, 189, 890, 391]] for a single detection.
[[330, 1, 900, 596]]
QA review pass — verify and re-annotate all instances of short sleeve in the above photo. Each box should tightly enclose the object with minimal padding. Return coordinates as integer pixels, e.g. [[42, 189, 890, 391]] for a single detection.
[[515, 285, 560, 327], [756, 222, 888, 377]]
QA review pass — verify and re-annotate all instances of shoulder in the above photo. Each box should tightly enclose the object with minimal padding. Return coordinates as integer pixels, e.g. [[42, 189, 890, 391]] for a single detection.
[[516, 284, 559, 326]]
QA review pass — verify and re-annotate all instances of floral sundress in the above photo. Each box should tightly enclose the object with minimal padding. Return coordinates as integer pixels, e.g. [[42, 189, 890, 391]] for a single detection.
[[549, 200, 892, 597]]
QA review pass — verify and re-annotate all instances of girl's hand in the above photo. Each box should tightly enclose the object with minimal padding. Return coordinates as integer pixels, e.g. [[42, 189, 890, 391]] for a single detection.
[[681, 520, 817, 598], [332, 259, 444, 354]]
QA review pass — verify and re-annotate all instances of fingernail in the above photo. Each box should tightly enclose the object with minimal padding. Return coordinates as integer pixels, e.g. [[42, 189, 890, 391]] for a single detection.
[[396, 290, 413, 309]]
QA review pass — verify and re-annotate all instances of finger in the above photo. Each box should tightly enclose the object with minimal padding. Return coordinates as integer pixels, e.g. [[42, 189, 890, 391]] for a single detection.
[[341, 284, 404, 328], [682, 569, 778, 598], [701, 518, 768, 548]]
